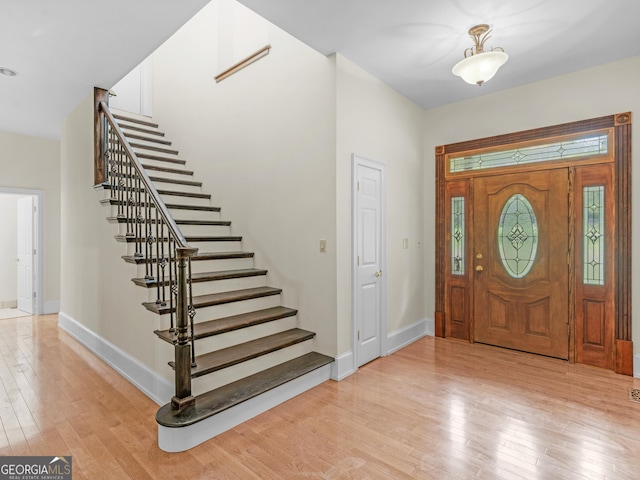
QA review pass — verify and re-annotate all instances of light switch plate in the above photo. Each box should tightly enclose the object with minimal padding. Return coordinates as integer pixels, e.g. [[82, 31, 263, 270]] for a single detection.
[[320, 239, 326, 253], [402, 238, 409, 249]]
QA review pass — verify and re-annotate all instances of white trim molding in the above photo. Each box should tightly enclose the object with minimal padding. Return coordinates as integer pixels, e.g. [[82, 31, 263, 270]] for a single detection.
[[386, 318, 429, 355], [634, 354, 640, 378], [57, 311, 172, 404], [331, 350, 355, 380], [43, 300, 60, 314]]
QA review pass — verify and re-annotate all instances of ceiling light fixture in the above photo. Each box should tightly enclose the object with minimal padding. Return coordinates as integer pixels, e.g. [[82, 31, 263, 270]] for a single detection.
[[452, 24, 508, 86], [0, 67, 18, 77]]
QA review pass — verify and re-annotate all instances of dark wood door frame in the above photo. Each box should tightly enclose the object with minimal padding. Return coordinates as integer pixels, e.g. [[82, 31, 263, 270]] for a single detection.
[[434, 113, 633, 375]]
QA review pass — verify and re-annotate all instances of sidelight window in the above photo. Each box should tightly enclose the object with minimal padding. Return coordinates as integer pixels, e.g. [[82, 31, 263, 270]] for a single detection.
[[451, 197, 465, 275], [583, 186, 605, 285]]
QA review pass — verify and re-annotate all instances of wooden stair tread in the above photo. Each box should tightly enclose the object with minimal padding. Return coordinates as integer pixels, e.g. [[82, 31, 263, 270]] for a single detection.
[[137, 153, 186, 165], [142, 164, 193, 176], [167, 203, 220, 212], [101, 199, 219, 211], [175, 219, 231, 226], [154, 306, 298, 343], [119, 123, 165, 137], [131, 142, 179, 155], [149, 176, 202, 187], [133, 268, 267, 288], [157, 189, 210, 199], [122, 251, 253, 264], [156, 352, 333, 427], [143, 286, 282, 314], [109, 217, 230, 226], [113, 113, 159, 128], [115, 235, 241, 243], [170, 328, 316, 378], [126, 133, 172, 145]]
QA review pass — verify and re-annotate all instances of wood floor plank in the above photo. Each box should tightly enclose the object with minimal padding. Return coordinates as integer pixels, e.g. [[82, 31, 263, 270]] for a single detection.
[[2, 314, 640, 479]]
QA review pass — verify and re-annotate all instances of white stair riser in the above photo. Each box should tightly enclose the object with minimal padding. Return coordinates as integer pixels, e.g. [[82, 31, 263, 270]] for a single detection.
[[193, 316, 297, 354], [142, 275, 267, 301], [137, 158, 187, 170], [155, 295, 282, 324], [160, 193, 210, 207], [125, 240, 241, 256], [113, 221, 230, 238], [167, 208, 221, 222], [143, 170, 195, 182], [191, 339, 315, 396], [174, 224, 231, 237], [151, 181, 203, 195], [190, 257, 254, 274], [132, 257, 254, 277]]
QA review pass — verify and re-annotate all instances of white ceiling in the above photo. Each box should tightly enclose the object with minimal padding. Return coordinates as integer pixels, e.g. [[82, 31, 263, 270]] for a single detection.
[[0, 0, 209, 139], [237, 0, 640, 108], [2, 0, 639, 140]]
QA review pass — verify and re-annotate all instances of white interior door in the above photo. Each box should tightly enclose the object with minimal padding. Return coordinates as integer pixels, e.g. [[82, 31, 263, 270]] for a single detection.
[[17, 196, 35, 314], [354, 157, 385, 367]]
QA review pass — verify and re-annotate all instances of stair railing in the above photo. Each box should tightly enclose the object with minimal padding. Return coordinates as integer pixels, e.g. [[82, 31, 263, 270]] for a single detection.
[[94, 88, 197, 410]]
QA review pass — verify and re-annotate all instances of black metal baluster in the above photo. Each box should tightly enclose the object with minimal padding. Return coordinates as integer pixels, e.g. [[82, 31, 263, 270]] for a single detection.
[[188, 257, 196, 366], [169, 236, 176, 332]]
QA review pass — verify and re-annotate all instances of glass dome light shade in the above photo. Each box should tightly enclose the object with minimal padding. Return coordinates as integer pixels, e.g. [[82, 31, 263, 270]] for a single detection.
[[452, 51, 508, 86]]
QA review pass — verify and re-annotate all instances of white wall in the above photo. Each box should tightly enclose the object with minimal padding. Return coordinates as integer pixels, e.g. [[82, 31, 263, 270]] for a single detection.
[[422, 55, 640, 357], [0, 194, 19, 306], [0, 131, 61, 312], [148, 0, 338, 356], [335, 55, 426, 356]]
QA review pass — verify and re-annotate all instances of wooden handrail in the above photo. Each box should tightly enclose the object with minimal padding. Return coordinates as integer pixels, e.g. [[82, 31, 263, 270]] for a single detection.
[[99, 101, 197, 256]]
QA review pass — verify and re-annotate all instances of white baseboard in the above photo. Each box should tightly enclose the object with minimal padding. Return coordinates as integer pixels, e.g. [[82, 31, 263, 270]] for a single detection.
[[425, 317, 435, 337], [634, 355, 640, 378], [331, 350, 355, 380], [0, 300, 17, 309], [57, 311, 172, 405], [386, 318, 429, 355], [43, 300, 60, 315], [158, 363, 332, 452]]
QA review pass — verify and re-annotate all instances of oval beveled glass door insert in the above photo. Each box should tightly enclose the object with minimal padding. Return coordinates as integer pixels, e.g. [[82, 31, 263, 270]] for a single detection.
[[498, 194, 538, 278]]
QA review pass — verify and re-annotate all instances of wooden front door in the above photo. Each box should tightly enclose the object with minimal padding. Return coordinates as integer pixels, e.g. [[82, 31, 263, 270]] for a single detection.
[[473, 169, 569, 359]]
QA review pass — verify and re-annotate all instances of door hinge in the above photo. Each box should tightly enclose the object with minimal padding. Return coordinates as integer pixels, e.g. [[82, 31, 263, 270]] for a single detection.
[[357, 330, 360, 341], [357, 255, 360, 266], [32, 292, 36, 299], [33, 249, 36, 255], [567, 323, 570, 338], [357, 181, 360, 192]]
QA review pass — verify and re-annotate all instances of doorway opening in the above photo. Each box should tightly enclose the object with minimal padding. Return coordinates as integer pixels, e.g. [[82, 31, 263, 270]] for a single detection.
[[434, 113, 632, 375], [0, 187, 44, 317]]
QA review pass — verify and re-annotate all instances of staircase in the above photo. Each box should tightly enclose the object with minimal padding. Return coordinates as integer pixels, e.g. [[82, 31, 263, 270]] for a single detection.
[[96, 104, 333, 452]]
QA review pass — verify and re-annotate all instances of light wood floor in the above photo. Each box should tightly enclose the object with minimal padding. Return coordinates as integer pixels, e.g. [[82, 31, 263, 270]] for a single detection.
[[2, 314, 640, 479]]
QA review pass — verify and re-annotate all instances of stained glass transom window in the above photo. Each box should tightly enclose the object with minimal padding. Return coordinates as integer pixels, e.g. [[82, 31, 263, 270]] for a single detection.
[[498, 194, 538, 279], [583, 186, 605, 285], [451, 197, 465, 275], [450, 134, 608, 173]]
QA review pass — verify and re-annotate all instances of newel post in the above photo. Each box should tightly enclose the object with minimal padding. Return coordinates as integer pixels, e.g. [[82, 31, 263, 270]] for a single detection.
[[172, 247, 196, 410], [94, 87, 110, 186]]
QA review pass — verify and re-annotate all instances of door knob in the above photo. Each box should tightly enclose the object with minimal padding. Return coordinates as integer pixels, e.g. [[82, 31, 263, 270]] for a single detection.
[[375, 270, 383, 277], [475, 265, 484, 272]]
